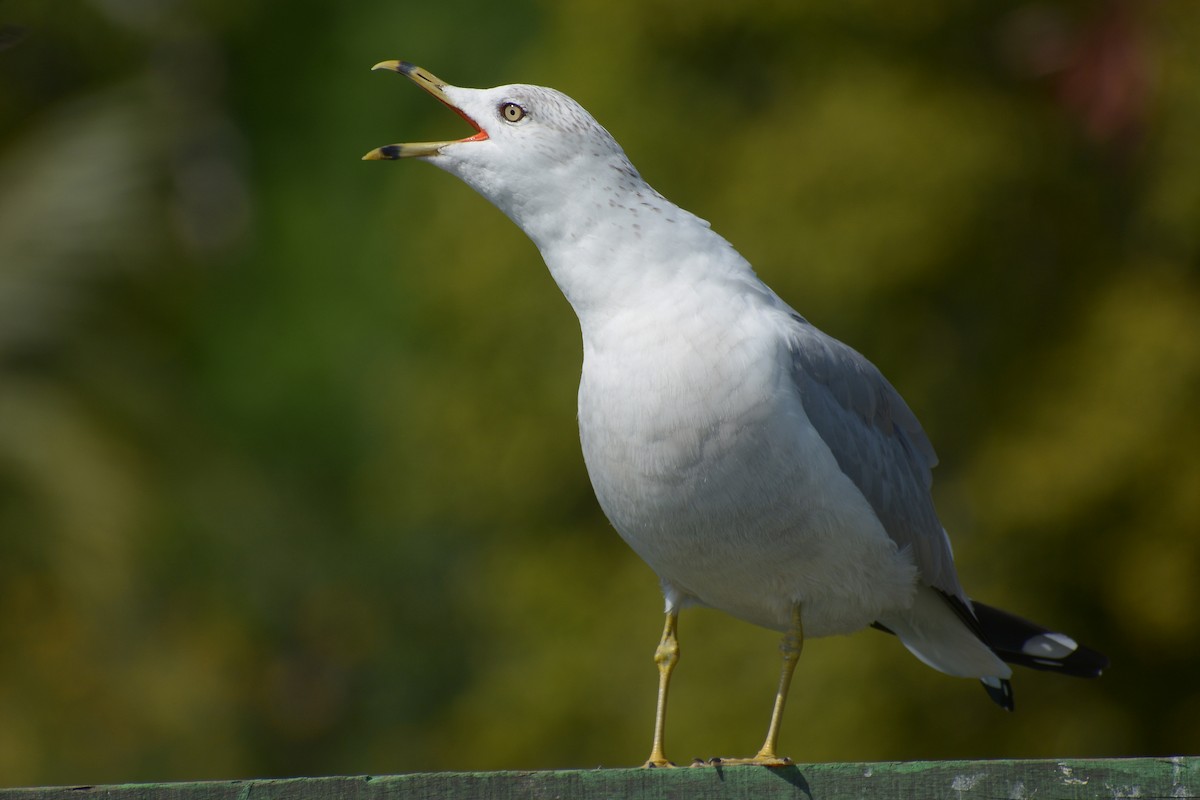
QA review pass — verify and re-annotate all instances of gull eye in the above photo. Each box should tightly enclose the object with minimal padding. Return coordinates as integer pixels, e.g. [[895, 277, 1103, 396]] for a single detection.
[[500, 102, 526, 123]]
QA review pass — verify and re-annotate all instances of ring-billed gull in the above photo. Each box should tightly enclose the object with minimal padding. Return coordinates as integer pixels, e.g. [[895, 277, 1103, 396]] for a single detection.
[[363, 61, 1108, 767]]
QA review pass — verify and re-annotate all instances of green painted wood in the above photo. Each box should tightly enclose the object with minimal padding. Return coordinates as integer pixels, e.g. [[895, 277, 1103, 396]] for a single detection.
[[3, 758, 1195, 800]]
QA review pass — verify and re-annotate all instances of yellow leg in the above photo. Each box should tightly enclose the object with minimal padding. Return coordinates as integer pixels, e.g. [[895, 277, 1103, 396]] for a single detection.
[[753, 603, 803, 763], [642, 610, 680, 768], [717, 604, 803, 767]]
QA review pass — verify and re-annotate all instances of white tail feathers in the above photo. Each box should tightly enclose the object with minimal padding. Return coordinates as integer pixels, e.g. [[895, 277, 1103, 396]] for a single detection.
[[877, 584, 1012, 680]]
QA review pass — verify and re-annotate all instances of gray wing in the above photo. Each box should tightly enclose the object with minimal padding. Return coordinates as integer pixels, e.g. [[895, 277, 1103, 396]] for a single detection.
[[786, 313, 964, 600]]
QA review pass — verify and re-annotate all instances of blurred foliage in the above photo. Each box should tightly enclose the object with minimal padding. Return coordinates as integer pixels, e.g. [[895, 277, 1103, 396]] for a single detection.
[[0, 0, 1197, 786]]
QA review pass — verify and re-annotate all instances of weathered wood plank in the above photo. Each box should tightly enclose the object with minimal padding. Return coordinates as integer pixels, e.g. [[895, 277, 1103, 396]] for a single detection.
[[3, 757, 1195, 800]]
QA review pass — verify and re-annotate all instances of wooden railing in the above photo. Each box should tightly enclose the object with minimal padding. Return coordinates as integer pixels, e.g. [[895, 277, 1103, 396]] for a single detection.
[[2, 757, 1194, 799]]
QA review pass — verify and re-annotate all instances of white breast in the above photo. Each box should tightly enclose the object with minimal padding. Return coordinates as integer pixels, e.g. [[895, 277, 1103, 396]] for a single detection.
[[576, 289, 918, 637]]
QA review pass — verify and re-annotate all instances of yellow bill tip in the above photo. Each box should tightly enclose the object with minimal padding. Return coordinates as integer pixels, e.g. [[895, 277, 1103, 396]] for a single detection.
[[362, 145, 401, 160]]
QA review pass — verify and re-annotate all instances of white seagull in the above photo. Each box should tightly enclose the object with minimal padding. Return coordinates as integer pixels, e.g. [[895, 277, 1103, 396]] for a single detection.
[[363, 62, 1107, 767]]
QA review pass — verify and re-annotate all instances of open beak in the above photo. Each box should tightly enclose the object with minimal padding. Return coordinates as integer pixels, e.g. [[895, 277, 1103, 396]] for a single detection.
[[362, 61, 488, 160]]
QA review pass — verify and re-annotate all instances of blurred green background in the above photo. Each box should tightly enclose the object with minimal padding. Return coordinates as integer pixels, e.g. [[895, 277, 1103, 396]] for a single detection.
[[1, 0, 1198, 786]]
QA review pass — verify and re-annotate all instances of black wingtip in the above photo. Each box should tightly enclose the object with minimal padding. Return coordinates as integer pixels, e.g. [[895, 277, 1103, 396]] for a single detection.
[[981, 677, 1015, 711], [972, 601, 1109, 678]]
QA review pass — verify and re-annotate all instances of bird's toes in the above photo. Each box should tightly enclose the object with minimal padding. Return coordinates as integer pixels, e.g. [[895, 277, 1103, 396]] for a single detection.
[[703, 755, 794, 767]]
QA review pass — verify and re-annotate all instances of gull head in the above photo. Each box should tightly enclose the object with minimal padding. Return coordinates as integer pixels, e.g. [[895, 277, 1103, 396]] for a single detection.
[[363, 61, 643, 230]]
